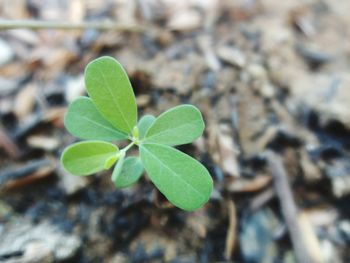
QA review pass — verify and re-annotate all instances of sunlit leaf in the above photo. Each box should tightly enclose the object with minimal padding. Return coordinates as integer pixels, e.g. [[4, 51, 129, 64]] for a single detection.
[[138, 115, 156, 139], [61, 141, 118, 176], [85, 56, 137, 134], [140, 143, 213, 211], [64, 97, 127, 141], [112, 157, 144, 188], [111, 151, 125, 182], [104, 155, 118, 170], [144, 105, 204, 146]]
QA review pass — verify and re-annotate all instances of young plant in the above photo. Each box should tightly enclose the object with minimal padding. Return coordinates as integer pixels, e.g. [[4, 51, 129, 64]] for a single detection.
[[61, 56, 213, 211]]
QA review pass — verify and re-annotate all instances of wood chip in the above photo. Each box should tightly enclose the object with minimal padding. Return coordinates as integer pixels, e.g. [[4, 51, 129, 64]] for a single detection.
[[14, 84, 37, 120], [226, 175, 272, 193], [27, 135, 60, 151], [208, 123, 240, 177]]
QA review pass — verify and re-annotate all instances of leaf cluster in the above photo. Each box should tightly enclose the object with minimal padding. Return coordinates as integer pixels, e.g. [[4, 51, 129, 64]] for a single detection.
[[61, 56, 213, 211]]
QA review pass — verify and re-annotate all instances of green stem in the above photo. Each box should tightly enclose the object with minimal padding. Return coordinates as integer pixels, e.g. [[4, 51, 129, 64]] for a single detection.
[[111, 141, 136, 182], [120, 141, 136, 154]]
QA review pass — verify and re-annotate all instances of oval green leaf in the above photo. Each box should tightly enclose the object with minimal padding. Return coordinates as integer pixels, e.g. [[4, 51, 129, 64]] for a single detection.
[[112, 157, 144, 188], [64, 97, 128, 141], [138, 114, 156, 139], [143, 105, 204, 146], [140, 143, 213, 211], [111, 151, 125, 182], [85, 56, 137, 134], [61, 141, 119, 176]]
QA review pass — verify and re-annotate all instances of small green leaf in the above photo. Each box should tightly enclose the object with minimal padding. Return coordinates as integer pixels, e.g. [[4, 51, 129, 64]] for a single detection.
[[132, 126, 139, 139], [143, 105, 204, 146], [111, 151, 125, 182], [104, 155, 118, 170], [112, 157, 144, 188], [61, 141, 119, 176], [140, 143, 213, 211], [138, 115, 156, 139], [85, 56, 137, 134], [64, 97, 128, 141]]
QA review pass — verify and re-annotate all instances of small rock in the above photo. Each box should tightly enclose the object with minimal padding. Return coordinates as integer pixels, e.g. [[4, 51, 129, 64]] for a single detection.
[[325, 159, 350, 198], [0, 39, 14, 66], [296, 43, 332, 68], [167, 9, 202, 31], [0, 77, 18, 96], [217, 46, 246, 68], [247, 63, 268, 81], [58, 166, 89, 195], [65, 75, 85, 103]]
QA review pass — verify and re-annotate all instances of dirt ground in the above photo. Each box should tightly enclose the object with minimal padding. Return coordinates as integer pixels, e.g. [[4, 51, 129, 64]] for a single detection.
[[0, 0, 350, 262]]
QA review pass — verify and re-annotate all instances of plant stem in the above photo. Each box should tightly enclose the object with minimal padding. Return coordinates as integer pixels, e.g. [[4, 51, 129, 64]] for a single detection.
[[0, 19, 144, 32], [120, 141, 136, 154]]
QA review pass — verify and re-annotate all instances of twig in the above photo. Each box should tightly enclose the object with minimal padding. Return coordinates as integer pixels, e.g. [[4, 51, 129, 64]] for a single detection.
[[0, 158, 55, 190], [249, 187, 275, 211], [266, 150, 315, 263], [224, 200, 237, 260], [0, 20, 145, 32]]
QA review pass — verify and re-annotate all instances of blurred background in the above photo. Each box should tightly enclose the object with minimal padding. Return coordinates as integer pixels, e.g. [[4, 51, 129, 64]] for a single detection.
[[0, 0, 350, 262]]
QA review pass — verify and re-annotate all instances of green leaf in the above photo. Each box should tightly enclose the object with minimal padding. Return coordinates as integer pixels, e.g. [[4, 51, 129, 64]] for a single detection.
[[111, 151, 125, 182], [143, 105, 204, 146], [112, 157, 144, 188], [64, 97, 128, 141], [61, 141, 119, 176], [140, 143, 213, 211], [138, 115, 156, 139], [104, 155, 118, 170], [85, 56, 137, 134]]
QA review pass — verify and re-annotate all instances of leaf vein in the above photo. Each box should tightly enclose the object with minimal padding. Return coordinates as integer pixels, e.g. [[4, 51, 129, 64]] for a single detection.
[[95, 66, 132, 132], [142, 146, 204, 200]]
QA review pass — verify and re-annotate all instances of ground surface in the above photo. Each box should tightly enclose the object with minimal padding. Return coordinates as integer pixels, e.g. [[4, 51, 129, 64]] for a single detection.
[[0, 0, 350, 262]]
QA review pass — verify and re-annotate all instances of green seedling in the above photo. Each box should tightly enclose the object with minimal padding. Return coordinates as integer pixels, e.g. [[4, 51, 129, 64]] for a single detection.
[[61, 56, 213, 211]]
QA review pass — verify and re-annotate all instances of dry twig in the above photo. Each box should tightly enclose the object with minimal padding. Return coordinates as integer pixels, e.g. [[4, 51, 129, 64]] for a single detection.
[[0, 20, 144, 32], [266, 150, 315, 263], [224, 199, 237, 260]]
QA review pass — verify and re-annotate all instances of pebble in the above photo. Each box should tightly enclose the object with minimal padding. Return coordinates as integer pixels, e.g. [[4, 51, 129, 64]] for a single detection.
[[217, 46, 246, 68], [167, 10, 202, 31], [0, 39, 14, 66]]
